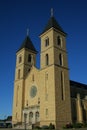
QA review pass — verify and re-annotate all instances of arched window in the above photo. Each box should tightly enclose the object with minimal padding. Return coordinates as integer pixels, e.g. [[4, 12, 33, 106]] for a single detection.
[[57, 36, 62, 46], [45, 37, 49, 47], [19, 56, 22, 63], [24, 113, 27, 122], [32, 74, 34, 81], [35, 112, 39, 122], [45, 72, 48, 101], [46, 54, 49, 65], [28, 54, 31, 62], [28, 68, 30, 72], [18, 69, 20, 79], [45, 109, 48, 117], [26, 100, 28, 106], [29, 112, 33, 123], [16, 112, 18, 119], [59, 53, 63, 66], [16, 86, 19, 106], [61, 71, 65, 100]]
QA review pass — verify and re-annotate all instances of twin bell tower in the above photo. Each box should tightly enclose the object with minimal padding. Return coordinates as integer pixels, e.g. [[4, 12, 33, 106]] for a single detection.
[[12, 10, 72, 129]]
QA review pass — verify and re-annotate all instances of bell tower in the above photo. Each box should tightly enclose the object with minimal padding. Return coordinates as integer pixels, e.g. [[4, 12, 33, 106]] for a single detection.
[[40, 13, 72, 128], [12, 35, 37, 125]]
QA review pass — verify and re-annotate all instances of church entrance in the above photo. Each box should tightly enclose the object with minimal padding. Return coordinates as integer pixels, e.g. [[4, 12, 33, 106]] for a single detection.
[[23, 105, 40, 126]]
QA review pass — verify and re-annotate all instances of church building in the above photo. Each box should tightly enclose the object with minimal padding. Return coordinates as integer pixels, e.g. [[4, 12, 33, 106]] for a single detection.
[[12, 13, 87, 129]]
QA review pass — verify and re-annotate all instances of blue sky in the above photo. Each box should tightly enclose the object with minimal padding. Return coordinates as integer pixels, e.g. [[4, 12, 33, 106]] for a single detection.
[[0, 0, 87, 119]]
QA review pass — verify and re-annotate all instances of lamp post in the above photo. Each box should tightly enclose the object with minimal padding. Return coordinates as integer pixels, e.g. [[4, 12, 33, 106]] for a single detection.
[[4, 115, 7, 124], [24, 114, 27, 130]]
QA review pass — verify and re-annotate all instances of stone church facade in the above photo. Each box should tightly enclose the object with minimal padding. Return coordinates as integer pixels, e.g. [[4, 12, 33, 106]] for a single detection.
[[12, 15, 87, 129]]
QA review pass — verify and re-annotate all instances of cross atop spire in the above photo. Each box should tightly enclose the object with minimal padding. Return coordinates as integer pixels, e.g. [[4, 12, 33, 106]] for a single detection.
[[27, 28, 29, 36], [41, 11, 66, 35], [51, 8, 53, 17], [17, 31, 37, 53]]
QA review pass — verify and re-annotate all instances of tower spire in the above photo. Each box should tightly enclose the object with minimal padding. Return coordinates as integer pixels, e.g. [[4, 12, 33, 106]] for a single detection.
[[51, 8, 53, 17]]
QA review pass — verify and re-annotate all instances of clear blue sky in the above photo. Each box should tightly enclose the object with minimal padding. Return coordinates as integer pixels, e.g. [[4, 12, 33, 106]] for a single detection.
[[0, 0, 87, 119]]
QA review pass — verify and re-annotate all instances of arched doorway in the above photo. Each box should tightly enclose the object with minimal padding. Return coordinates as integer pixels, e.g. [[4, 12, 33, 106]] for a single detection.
[[29, 112, 33, 124], [35, 112, 39, 122]]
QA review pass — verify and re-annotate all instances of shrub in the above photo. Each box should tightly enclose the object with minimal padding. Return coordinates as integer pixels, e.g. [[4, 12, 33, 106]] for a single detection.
[[41, 125, 49, 129], [49, 123, 55, 129], [73, 123, 83, 128], [34, 126, 41, 129], [83, 123, 87, 127], [66, 123, 73, 128], [63, 122, 87, 129], [62, 123, 73, 129]]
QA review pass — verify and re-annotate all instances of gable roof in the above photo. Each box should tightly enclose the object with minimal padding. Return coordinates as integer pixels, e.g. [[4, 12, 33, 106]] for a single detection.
[[70, 80, 87, 99], [70, 80, 87, 89], [41, 16, 66, 35], [17, 36, 37, 53], [25, 65, 39, 79]]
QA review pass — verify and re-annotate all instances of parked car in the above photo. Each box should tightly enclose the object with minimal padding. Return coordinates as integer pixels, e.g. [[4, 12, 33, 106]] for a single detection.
[[6, 123, 12, 128], [0, 122, 6, 128], [41, 125, 49, 129]]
